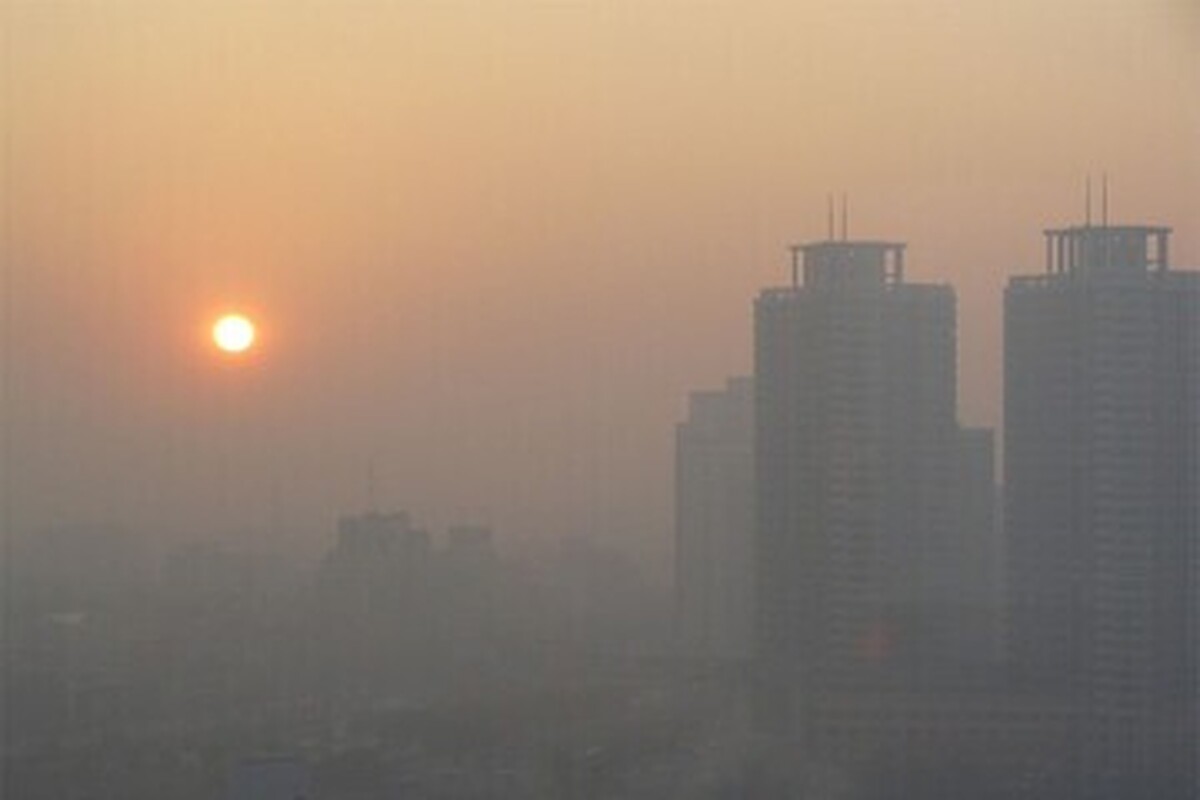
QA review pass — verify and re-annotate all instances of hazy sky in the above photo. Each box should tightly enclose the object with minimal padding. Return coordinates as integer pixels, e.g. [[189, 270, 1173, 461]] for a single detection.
[[4, 0, 1198, 568]]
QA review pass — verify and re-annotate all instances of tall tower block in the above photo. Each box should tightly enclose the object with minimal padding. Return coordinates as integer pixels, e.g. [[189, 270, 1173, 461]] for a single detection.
[[1005, 223, 1199, 795], [754, 237, 960, 732]]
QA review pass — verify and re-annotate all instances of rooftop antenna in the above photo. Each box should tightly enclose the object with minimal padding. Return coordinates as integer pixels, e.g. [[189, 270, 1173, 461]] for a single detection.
[[1101, 172, 1109, 227], [1085, 175, 1092, 227], [827, 193, 835, 240], [840, 193, 848, 241]]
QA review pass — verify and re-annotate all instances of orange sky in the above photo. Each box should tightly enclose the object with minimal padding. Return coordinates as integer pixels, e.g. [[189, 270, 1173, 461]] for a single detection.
[[4, 0, 1198, 567]]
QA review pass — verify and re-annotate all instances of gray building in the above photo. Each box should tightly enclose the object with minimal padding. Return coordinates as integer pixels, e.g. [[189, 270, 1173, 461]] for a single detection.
[[951, 427, 1004, 666], [674, 376, 754, 660], [1004, 223, 1198, 795], [315, 511, 434, 696], [754, 238, 965, 733]]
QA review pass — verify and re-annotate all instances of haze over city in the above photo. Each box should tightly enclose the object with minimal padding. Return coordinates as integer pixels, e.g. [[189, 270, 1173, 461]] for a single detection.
[[5, 0, 1198, 567], [2, 3, 1199, 798]]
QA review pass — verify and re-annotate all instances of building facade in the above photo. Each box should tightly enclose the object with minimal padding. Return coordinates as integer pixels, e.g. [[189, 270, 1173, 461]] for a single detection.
[[1004, 224, 1199, 796], [951, 427, 1005, 667], [675, 376, 755, 660], [754, 239, 964, 732]]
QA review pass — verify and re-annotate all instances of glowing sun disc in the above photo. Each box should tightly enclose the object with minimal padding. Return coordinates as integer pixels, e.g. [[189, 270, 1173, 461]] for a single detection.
[[213, 314, 256, 353]]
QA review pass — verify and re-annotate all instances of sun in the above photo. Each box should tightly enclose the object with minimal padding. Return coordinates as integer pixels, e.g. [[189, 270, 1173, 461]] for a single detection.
[[212, 313, 256, 354]]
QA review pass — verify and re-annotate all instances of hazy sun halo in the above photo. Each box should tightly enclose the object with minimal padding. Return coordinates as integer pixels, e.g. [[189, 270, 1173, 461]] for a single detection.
[[213, 313, 256, 354]]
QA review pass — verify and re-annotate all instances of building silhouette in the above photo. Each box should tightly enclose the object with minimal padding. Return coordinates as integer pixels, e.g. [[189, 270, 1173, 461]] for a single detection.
[[951, 427, 1005, 667], [754, 236, 973, 734], [314, 511, 434, 697], [1004, 223, 1199, 795], [674, 375, 754, 660]]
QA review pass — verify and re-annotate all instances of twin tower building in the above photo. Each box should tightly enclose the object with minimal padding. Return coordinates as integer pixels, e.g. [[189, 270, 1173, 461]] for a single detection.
[[675, 219, 1197, 795]]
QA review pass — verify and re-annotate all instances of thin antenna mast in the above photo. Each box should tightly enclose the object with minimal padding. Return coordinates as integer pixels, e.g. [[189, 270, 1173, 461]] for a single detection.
[[840, 193, 848, 241]]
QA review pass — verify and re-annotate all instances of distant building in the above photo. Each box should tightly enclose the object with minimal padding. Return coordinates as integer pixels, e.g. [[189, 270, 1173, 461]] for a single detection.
[[315, 511, 434, 695], [950, 427, 1004, 666], [333, 511, 431, 563], [319, 511, 431, 606], [754, 236, 972, 732], [674, 376, 754, 660], [1004, 223, 1198, 795]]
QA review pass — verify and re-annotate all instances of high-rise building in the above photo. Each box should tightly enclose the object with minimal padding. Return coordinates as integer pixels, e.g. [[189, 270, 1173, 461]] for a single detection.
[[950, 427, 1005, 667], [674, 376, 754, 660], [1004, 223, 1198, 795], [754, 238, 961, 731], [314, 511, 434, 694], [318, 511, 432, 612]]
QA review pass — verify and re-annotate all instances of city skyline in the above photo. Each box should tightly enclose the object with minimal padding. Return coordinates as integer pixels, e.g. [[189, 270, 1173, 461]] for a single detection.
[[672, 215, 1196, 794], [4, 1, 1199, 570], [4, 3, 1198, 797], [6, 207, 1195, 797]]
